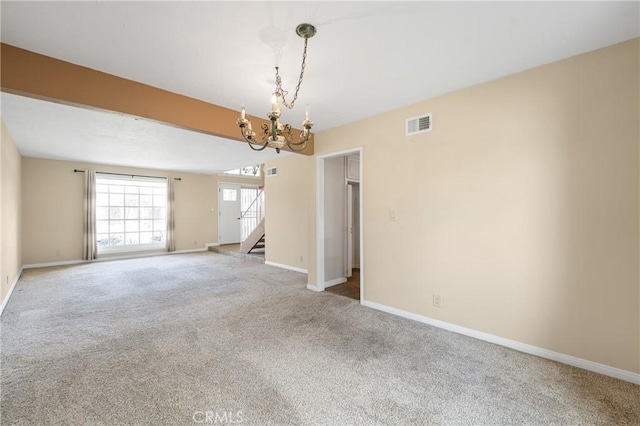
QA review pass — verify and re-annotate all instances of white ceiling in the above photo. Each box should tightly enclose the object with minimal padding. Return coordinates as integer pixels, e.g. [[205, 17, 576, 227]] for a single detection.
[[1, 1, 638, 174], [0, 92, 289, 174]]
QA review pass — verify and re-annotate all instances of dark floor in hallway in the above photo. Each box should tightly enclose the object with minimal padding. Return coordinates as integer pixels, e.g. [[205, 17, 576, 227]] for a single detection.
[[325, 268, 360, 300]]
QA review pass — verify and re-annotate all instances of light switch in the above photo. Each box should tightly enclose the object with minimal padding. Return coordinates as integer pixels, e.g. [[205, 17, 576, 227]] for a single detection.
[[389, 209, 397, 221]]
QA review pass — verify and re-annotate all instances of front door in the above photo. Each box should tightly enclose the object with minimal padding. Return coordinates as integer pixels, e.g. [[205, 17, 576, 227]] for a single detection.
[[218, 183, 241, 244]]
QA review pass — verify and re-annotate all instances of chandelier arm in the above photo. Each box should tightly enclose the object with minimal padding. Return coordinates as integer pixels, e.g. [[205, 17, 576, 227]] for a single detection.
[[239, 125, 269, 150], [285, 124, 313, 146], [286, 139, 308, 152], [246, 140, 269, 151], [276, 37, 309, 110], [286, 135, 310, 146]]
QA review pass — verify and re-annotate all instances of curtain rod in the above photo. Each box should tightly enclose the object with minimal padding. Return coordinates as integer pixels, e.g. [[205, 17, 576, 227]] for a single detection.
[[74, 169, 181, 181]]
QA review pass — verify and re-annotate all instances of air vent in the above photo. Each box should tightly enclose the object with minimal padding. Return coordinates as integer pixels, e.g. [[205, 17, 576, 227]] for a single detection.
[[266, 167, 277, 177], [406, 113, 432, 136]]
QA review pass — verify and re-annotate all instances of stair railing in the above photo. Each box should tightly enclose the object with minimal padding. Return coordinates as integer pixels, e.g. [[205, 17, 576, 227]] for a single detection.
[[239, 189, 264, 241]]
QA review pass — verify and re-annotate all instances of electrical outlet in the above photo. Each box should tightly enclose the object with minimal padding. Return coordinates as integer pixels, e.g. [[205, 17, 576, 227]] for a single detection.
[[194, 240, 198, 246], [433, 294, 442, 308], [300, 255, 304, 262], [55, 249, 61, 257], [389, 209, 397, 221]]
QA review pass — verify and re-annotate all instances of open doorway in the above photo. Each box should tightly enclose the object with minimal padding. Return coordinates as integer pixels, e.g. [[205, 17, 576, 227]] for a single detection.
[[217, 183, 261, 245], [313, 148, 363, 302], [326, 181, 360, 299]]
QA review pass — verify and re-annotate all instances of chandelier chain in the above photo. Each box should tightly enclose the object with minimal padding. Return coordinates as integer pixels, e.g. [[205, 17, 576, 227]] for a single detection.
[[275, 37, 308, 109]]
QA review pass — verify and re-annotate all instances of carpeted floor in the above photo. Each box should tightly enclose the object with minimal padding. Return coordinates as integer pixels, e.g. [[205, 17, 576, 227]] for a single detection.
[[1, 252, 638, 425]]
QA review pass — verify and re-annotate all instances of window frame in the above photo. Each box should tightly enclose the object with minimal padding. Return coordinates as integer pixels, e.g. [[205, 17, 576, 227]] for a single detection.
[[95, 174, 168, 255]]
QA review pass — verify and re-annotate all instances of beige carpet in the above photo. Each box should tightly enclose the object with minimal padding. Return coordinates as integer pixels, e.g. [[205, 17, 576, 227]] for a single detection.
[[1, 252, 638, 425]]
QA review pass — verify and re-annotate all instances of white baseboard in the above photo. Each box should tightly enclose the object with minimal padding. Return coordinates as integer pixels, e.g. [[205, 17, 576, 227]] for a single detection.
[[23, 248, 216, 270], [265, 261, 308, 274], [306, 284, 323, 292], [172, 248, 208, 254], [205, 242, 219, 248], [324, 277, 347, 288], [0, 266, 24, 316], [361, 299, 640, 385], [23, 259, 86, 269]]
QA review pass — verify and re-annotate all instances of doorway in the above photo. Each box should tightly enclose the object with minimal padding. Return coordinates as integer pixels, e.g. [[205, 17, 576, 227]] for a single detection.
[[239, 186, 262, 241], [218, 183, 261, 244], [314, 148, 363, 301]]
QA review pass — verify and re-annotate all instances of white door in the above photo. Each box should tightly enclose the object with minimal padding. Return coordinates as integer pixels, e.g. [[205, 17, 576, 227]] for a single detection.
[[346, 184, 354, 278], [218, 183, 241, 244]]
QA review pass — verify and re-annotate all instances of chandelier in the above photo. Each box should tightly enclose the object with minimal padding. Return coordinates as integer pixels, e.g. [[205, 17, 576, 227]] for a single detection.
[[237, 23, 316, 153]]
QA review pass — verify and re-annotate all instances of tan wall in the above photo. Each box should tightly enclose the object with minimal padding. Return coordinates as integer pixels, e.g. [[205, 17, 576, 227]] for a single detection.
[[1, 120, 23, 305], [21, 157, 262, 265], [264, 155, 313, 270], [266, 38, 640, 373]]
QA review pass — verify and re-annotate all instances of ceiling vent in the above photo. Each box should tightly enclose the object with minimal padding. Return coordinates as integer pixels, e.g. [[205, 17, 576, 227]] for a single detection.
[[406, 113, 432, 136], [266, 167, 277, 177]]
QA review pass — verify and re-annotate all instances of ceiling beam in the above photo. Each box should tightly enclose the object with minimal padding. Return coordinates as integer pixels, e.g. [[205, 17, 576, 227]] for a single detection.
[[0, 43, 314, 155]]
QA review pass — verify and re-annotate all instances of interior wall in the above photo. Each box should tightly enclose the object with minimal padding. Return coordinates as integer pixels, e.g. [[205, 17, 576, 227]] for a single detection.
[[263, 154, 313, 270], [323, 156, 346, 284], [266, 38, 640, 373], [1, 119, 22, 306], [21, 157, 261, 265]]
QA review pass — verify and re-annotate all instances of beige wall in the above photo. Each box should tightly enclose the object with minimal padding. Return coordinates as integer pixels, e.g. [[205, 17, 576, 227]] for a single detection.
[[1, 119, 22, 305], [264, 155, 313, 270], [21, 157, 262, 265], [265, 38, 640, 373]]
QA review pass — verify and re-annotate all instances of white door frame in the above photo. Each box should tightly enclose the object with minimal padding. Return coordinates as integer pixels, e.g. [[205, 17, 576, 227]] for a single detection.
[[313, 147, 364, 302], [347, 183, 354, 278]]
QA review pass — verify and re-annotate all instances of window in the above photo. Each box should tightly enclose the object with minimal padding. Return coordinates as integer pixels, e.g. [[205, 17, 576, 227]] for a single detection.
[[222, 188, 237, 202], [95, 175, 167, 253], [222, 165, 261, 178]]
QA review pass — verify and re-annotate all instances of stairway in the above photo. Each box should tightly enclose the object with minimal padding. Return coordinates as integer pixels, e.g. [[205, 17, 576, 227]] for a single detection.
[[240, 217, 265, 254], [251, 235, 265, 252]]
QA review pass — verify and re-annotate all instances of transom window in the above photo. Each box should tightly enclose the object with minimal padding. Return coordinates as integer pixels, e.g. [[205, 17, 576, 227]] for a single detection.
[[95, 175, 167, 253], [223, 165, 261, 178]]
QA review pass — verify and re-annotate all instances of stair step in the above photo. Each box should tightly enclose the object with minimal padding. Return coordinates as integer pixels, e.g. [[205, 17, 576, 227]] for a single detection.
[[240, 217, 266, 254], [209, 246, 264, 263]]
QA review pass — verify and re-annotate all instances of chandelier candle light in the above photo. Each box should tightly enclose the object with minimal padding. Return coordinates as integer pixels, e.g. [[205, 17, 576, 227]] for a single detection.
[[237, 23, 316, 153]]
